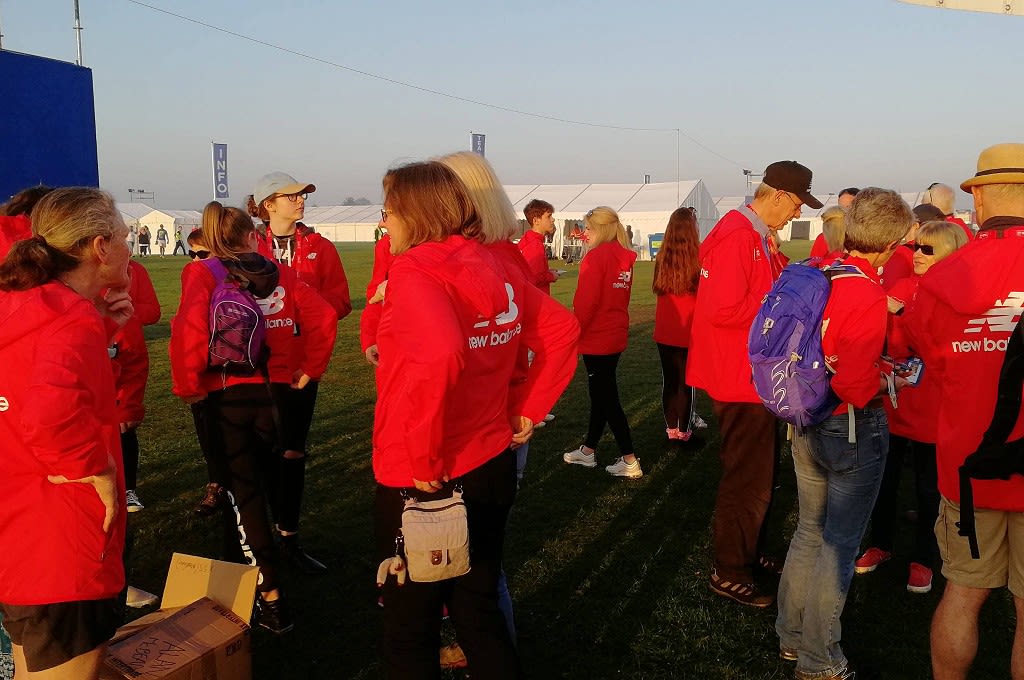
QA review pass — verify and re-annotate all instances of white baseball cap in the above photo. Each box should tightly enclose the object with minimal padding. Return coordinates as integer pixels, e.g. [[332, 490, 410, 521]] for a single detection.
[[253, 172, 316, 207]]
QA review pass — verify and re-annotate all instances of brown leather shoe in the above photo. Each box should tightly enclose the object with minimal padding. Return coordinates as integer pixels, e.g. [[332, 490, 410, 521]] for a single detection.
[[194, 483, 224, 516]]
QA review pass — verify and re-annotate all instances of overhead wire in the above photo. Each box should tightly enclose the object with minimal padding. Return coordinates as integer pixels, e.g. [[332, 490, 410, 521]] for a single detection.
[[122, 0, 747, 168]]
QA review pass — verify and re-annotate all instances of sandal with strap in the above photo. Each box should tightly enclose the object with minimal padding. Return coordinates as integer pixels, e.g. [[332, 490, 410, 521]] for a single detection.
[[709, 569, 775, 608]]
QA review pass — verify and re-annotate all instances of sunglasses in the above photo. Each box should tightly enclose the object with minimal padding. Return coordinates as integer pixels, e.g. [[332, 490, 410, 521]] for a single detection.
[[275, 192, 307, 203], [381, 209, 392, 223], [188, 249, 210, 259], [913, 243, 935, 256]]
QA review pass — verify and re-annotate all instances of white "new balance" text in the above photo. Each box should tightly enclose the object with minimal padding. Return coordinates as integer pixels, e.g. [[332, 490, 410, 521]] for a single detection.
[[952, 337, 1010, 353]]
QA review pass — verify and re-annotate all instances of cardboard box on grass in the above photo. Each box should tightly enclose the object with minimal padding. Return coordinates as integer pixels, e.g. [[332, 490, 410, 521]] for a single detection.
[[101, 553, 260, 680]]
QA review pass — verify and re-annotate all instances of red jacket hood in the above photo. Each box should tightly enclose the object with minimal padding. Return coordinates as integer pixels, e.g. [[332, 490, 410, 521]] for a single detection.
[[0, 280, 84, 345], [0, 214, 32, 259], [699, 208, 756, 262], [919, 231, 1024, 316], [401, 236, 512, 323]]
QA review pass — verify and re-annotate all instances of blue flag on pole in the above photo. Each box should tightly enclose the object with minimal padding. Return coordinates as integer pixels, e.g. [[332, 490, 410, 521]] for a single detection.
[[212, 143, 229, 199]]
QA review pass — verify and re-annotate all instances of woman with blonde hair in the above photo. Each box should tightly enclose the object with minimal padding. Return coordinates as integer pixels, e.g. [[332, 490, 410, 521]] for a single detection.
[[0, 187, 131, 679], [563, 206, 641, 477], [170, 202, 336, 634], [856, 219, 968, 594], [653, 207, 701, 443]]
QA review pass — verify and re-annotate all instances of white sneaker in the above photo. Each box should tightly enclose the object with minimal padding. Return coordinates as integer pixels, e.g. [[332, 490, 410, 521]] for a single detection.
[[605, 457, 643, 478], [126, 585, 158, 608], [126, 489, 144, 512], [534, 420, 546, 429], [543, 414, 556, 423], [563, 446, 596, 468], [691, 414, 709, 430]]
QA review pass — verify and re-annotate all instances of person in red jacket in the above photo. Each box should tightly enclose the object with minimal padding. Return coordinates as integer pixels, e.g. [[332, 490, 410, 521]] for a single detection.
[[518, 199, 560, 295], [653, 207, 701, 443], [880, 203, 944, 291], [924, 182, 975, 241], [170, 202, 337, 634], [0, 185, 53, 259], [373, 161, 578, 679], [809, 206, 847, 261], [360, 227, 393, 366], [0, 187, 132, 679], [776, 188, 913, 679], [855, 220, 967, 594], [903, 144, 1024, 680], [687, 160, 817, 607], [248, 172, 350, 574], [562, 206, 641, 477], [110, 259, 160, 512]]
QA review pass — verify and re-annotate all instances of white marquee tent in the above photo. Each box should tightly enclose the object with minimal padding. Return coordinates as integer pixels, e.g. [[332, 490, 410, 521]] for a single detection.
[[505, 180, 718, 260]]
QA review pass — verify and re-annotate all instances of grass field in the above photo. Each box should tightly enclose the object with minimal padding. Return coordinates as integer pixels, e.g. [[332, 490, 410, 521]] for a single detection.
[[124, 241, 1016, 679]]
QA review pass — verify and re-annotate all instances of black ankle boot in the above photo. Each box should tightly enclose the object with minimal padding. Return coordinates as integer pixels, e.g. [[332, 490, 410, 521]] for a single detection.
[[280, 534, 327, 574], [255, 592, 294, 634]]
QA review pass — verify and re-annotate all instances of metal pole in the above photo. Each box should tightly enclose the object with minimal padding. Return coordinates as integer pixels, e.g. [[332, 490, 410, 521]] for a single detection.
[[1, 1, 6, 51], [675, 128, 680, 205], [73, 0, 83, 66]]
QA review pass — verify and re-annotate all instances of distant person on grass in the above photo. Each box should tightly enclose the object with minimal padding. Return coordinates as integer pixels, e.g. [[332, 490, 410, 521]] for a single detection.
[[688, 160, 820, 607], [519, 198, 560, 295], [903, 143, 1024, 680], [155, 224, 169, 257], [372, 161, 578, 679], [652, 206, 701, 444], [775, 188, 913, 680], [0, 187, 132, 680], [173, 226, 187, 255], [562, 206, 641, 478]]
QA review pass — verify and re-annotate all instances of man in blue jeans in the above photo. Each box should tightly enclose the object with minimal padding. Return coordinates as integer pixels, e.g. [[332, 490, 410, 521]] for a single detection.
[[775, 188, 913, 680]]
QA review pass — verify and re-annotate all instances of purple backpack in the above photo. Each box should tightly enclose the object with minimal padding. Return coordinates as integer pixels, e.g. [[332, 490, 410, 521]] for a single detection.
[[203, 258, 267, 375], [748, 258, 866, 428]]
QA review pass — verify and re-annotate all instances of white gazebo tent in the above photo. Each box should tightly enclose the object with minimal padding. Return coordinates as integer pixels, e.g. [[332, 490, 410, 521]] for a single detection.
[[136, 209, 202, 252], [302, 204, 383, 242]]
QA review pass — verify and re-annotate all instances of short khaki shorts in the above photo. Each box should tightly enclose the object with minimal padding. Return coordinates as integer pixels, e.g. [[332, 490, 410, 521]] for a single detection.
[[936, 496, 1024, 596]]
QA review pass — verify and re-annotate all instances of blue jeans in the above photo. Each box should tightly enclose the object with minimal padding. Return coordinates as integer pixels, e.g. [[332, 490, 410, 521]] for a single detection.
[[776, 408, 888, 678]]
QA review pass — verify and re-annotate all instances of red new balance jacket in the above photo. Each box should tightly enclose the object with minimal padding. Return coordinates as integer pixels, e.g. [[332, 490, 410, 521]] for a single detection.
[[110, 260, 161, 423], [903, 220, 1024, 510], [517, 229, 556, 295], [0, 282, 126, 604], [687, 207, 786, 403], [372, 236, 579, 488], [256, 223, 352, 320], [360, 235, 394, 352], [573, 241, 637, 355]]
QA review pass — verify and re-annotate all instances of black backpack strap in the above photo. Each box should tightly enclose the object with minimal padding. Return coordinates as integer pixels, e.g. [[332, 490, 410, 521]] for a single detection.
[[958, 314, 1024, 557]]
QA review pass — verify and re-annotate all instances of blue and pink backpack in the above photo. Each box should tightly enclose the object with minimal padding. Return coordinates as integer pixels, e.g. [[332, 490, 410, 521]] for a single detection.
[[203, 258, 268, 375], [748, 258, 866, 428]]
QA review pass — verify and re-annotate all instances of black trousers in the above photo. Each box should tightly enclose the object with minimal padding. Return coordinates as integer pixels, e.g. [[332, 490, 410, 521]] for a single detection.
[[711, 400, 779, 583], [867, 434, 941, 566], [375, 449, 520, 680], [206, 384, 280, 593], [656, 343, 694, 431], [269, 381, 319, 533], [582, 353, 634, 456], [191, 399, 223, 485]]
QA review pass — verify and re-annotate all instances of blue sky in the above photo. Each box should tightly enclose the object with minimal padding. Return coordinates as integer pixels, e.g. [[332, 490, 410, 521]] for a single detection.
[[3, 0, 1020, 208]]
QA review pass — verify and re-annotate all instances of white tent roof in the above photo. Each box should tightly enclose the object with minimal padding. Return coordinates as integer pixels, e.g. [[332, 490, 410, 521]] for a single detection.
[[713, 196, 746, 212], [505, 181, 702, 216], [304, 204, 382, 224]]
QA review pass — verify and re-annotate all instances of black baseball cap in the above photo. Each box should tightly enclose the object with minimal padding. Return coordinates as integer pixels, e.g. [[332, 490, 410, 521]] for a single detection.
[[763, 161, 823, 209]]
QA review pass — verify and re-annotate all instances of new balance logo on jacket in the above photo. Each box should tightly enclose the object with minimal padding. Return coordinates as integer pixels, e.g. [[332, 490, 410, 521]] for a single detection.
[[954, 291, 1024, 353]]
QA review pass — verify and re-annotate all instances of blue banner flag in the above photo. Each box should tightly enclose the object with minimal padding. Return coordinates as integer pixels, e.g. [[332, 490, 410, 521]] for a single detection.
[[471, 133, 485, 157], [212, 143, 229, 199]]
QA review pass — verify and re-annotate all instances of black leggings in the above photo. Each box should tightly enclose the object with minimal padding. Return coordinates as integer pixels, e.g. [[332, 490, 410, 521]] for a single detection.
[[867, 435, 941, 565], [120, 428, 139, 490], [582, 353, 633, 456], [206, 384, 280, 593], [656, 343, 694, 431]]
